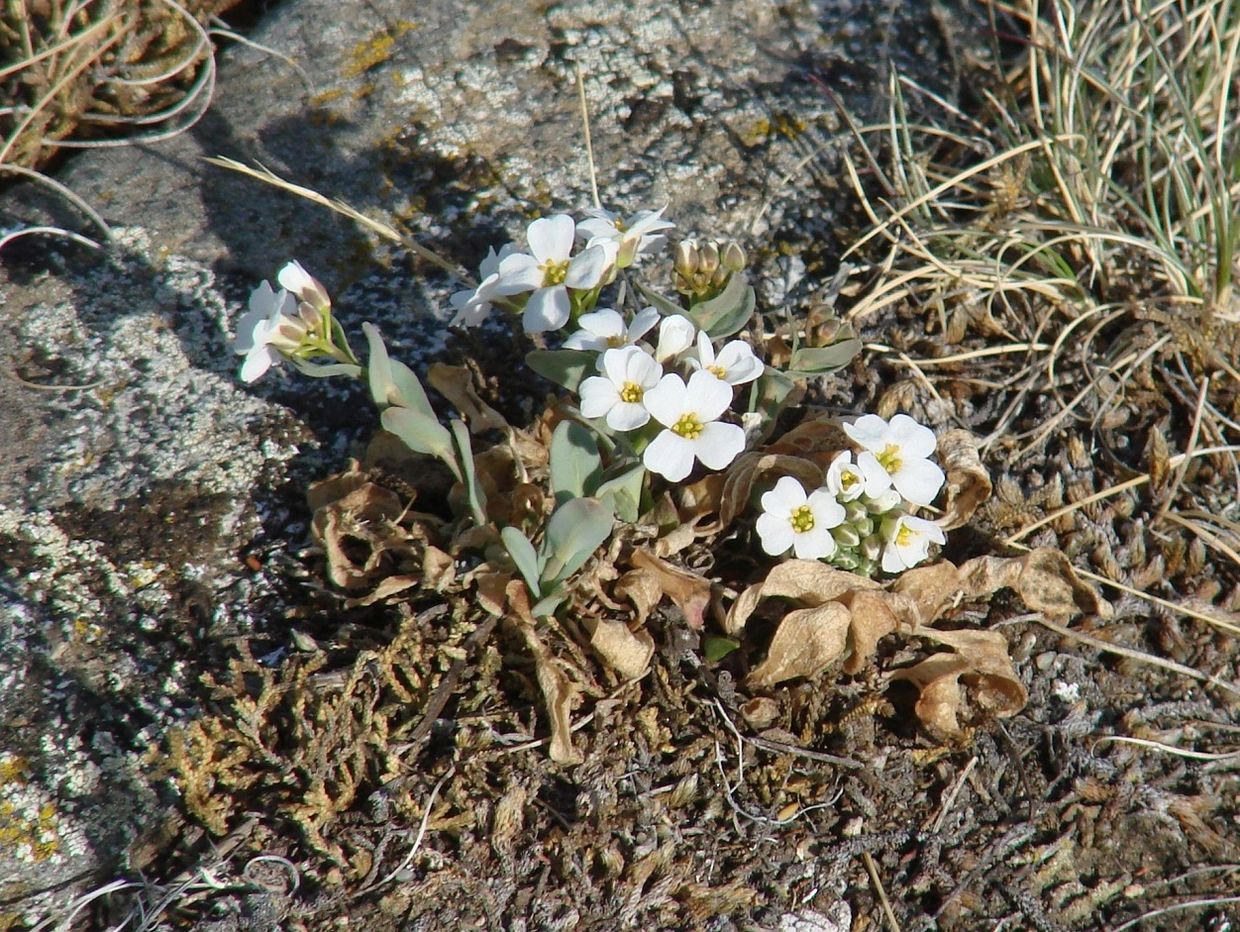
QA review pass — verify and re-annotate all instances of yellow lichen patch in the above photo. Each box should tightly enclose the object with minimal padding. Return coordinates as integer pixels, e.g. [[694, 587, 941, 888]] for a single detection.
[[0, 757, 62, 863], [342, 21, 418, 79]]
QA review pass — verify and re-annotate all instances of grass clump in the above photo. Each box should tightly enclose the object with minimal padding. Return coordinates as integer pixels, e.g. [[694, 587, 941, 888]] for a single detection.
[[837, 0, 1240, 611]]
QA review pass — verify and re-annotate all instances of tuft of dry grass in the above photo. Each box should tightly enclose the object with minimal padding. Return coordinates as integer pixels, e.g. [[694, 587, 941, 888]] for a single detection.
[[832, 0, 1240, 694]]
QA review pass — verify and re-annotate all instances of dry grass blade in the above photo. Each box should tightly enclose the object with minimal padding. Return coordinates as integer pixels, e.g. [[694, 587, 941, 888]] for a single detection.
[[204, 157, 469, 281]]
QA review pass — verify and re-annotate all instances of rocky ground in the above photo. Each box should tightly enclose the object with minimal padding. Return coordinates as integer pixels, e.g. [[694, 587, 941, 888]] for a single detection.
[[1, 0, 1237, 929]]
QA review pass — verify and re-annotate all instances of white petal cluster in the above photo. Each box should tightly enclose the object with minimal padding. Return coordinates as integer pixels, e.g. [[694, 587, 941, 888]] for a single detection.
[[234, 261, 335, 383], [567, 309, 762, 481], [756, 415, 948, 577]]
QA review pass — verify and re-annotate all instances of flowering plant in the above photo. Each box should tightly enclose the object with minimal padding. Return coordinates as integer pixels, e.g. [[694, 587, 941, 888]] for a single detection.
[[226, 195, 1102, 759]]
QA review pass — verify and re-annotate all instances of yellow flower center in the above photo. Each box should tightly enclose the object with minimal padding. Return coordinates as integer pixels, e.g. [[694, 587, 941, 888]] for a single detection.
[[540, 258, 570, 286], [840, 470, 858, 491], [895, 524, 914, 547], [876, 443, 903, 474], [606, 334, 626, 348], [614, 218, 628, 233], [619, 381, 644, 404], [789, 504, 815, 533], [707, 363, 727, 379], [672, 413, 703, 439]]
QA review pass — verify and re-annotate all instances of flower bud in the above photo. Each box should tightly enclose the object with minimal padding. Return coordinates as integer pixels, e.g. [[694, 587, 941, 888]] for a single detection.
[[853, 517, 875, 538], [866, 490, 902, 514], [698, 242, 720, 277], [860, 533, 883, 562], [832, 524, 861, 548], [674, 241, 697, 277], [844, 500, 869, 523], [721, 240, 746, 272]]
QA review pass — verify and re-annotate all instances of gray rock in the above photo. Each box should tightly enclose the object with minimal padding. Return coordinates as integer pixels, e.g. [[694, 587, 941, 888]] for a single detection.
[[0, 0, 980, 922]]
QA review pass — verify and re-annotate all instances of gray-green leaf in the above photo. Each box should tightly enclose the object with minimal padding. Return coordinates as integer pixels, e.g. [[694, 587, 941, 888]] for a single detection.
[[525, 349, 594, 393], [550, 421, 603, 504]]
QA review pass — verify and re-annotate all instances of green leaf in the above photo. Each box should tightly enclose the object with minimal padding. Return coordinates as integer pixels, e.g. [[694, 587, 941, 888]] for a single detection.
[[550, 421, 603, 504], [525, 349, 594, 393], [363, 322, 434, 416], [689, 272, 755, 338], [787, 338, 863, 375], [594, 463, 646, 523], [531, 592, 567, 618], [381, 406, 454, 463], [450, 418, 487, 525], [539, 497, 613, 588], [634, 283, 686, 317], [290, 360, 362, 379], [703, 635, 740, 663], [500, 526, 543, 599]]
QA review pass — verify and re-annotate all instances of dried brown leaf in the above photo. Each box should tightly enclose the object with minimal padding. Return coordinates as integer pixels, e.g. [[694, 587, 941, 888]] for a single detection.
[[839, 588, 901, 674], [310, 479, 416, 591], [588, 619, 654, 681], [427, 363, 508, 432], [725, 560, 879, 636], [344, 574, 420, 607], [740, 697, 780, 730], [629, 549, 713, 630], [613, 569, 663, 627], [889, 562, 968, 627], [764, 414, 850, 459], [960, 548, 1111, 620], [746, 603, 852, 687], [894, 627, 1027, 739], [507, 581, 583, 765], [936, 429, 992, 530]]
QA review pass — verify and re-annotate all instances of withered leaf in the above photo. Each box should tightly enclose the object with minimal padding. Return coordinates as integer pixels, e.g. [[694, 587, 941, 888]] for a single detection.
[[746, 603, 852, 688], [960, 548, 1111, 620], [588, 619, 654, 681], [725, 560, 879, 636], [936, 429, 992, 531], [427, 363, 508, 432], [764, 413, 850, 459], [508, 581, 583, 765], [613, 568, 663, 627], [629, 549, 713, 630], [839, 588, 901, 675], [894, 627, 1027, 740]]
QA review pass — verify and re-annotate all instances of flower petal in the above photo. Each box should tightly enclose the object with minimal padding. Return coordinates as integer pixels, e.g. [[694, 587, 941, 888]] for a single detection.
[[755, 512, 795, 556], [564, 244, 608, 289], [856, 451, 893, 497], [888, 413, 938, 459], [496, 253, 543, 292], [793, 527, 836, 560], [715, 341, 763, 384], [807, 489, 846, 528], [240, 346, 276, 383], [523, 286, 571, 333], [627, 305, 661, 342], [606, 402, 650, 432], [642, 373, 689, 427], [685, 370, 734, 421], [527, 214, 575, 263], [644, 430, 696, 481], [760, 475, 808, 515], [655, 315, 696, 362], [893, 457, 946, 506], [692, 421, 746, 470], [579, 376, 620, 418], [843, 414, 889, 452]]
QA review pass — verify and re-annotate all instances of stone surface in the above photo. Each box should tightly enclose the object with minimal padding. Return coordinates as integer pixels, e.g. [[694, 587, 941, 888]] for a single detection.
[[0, 0, 978, 922]]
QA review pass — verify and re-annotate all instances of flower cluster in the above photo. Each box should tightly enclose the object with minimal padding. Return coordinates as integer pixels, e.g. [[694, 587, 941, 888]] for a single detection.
[[575, 312, 762, 481], [234, 261, 356, 382], [756, 414, 947, 575], [449, 208, 674, 334]]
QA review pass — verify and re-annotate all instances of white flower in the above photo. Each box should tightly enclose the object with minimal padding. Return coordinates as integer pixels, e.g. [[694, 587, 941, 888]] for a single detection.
[[234, 281, 300, 383], [825, 452, 867, 502], [577, 206, 675, 268], [688, 332, 763, 385], [842, 413, 945, 506], [496, 215, 609, 332], [277, 260, 330, 318], [578, 346, 662, 431], [642, 370, 746, 481], [449, 245, 518, 327], [654, 314, 697, 363], [880, 514, 946, 573], [755, 476, 846, 560], [563, 306, 660, 353]]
